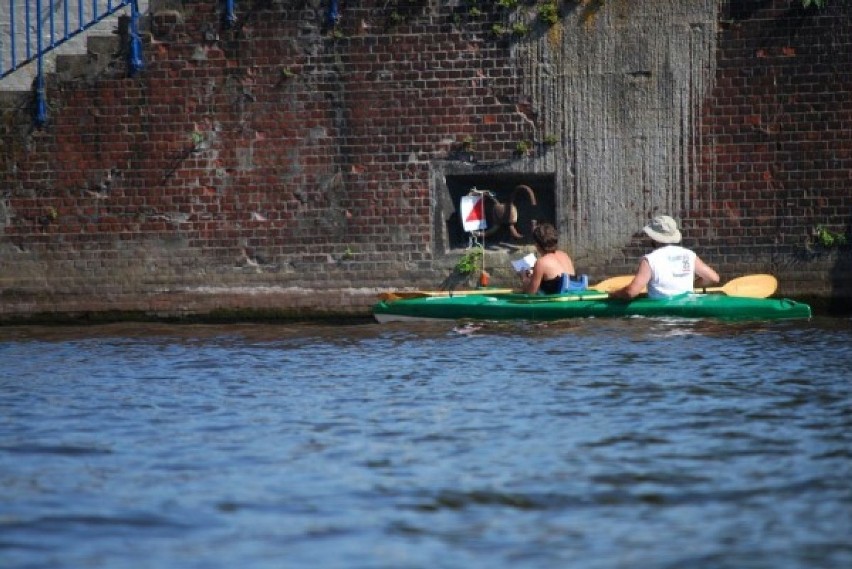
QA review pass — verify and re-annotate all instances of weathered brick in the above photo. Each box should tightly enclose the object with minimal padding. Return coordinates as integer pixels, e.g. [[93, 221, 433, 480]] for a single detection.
[[0, 0, 849, 319]]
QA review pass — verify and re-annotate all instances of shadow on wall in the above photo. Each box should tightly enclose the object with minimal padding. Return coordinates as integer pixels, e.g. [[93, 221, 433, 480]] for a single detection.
[[726, 0, 776, 21], [829, 212, 852, 313]]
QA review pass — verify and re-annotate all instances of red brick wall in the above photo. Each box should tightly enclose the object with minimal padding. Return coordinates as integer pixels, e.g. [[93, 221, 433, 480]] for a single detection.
[[1, 2, 533, 313], [692, 0, 850, 297], [0, 0, 849, 319]]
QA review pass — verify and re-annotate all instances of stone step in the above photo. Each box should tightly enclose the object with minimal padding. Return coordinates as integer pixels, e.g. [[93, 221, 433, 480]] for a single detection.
[[0, 1, 149, 92], [55, 35, 120, 82]]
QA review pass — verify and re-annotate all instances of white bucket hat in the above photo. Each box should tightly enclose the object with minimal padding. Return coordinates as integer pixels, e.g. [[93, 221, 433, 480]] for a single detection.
[[643, 215, 682, 244]]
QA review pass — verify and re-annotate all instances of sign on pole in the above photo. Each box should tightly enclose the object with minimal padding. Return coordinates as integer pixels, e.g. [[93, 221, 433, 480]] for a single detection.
[[460, 195, 487, 232]]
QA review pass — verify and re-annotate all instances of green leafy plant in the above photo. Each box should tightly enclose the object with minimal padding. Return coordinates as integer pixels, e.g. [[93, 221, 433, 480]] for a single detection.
[[497, 0, 519, 8], [512, 21, 530, 36], [189, 130, 206, 154], [539, 2, 559, 25], [516, 140, 532, 155], [801, 0, 826, 7], [814, 225, 847, 248], [455, 248, 482, 275], [543, 134, 558, 145]]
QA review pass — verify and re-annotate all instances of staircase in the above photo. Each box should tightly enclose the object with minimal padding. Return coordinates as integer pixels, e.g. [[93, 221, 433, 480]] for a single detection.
[[0, 1, 149, 97]]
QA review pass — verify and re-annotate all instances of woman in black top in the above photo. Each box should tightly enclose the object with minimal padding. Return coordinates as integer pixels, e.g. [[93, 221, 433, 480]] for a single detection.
[[520, 223, 575, 294]]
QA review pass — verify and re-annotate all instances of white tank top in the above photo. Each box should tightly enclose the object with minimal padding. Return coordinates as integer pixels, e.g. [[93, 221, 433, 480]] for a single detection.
[[644, 245, 696, 299]]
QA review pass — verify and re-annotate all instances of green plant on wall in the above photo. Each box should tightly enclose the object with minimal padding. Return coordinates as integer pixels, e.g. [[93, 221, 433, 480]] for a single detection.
[[814, 225, 848, 248], [479, 0, 564, 37], [512, 21, 530, 36], [455, 248, 482, 275], [801, 0, 826, 7], [538, 2, 559, 25]]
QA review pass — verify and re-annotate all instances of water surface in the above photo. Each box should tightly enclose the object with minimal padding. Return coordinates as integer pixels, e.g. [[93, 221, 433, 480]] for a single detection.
[[1, 317, 850, 568]]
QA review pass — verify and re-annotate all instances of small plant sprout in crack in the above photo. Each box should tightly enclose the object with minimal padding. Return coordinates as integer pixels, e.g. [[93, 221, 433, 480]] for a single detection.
[[516, 140, 533, 156], [190, 129, 205, 152], [813, 225, 848, 248]]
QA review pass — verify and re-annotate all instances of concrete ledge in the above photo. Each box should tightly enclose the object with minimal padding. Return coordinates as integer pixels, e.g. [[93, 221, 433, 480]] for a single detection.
[[0, 287, 384, 324]]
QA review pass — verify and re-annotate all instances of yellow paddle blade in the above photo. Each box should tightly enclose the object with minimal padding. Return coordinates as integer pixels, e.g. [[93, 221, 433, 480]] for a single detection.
[[590, 275, 636, 293], [703, 274, 777, 298]]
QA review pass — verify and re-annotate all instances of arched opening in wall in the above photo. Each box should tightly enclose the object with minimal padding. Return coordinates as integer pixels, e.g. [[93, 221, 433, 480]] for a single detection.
[[432, 167, 556, 254]]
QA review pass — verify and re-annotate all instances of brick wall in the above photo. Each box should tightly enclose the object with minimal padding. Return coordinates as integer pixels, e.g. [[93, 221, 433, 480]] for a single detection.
[[0, 0, 849, 321], [691, 0, 851, 300]]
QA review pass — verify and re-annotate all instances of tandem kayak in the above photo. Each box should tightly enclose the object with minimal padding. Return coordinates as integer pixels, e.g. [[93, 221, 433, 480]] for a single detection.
[[372, 290, 812, 323]]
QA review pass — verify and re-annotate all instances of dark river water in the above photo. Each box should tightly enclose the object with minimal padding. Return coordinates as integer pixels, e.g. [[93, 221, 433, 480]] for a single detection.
[[1, 316, 850, 569]]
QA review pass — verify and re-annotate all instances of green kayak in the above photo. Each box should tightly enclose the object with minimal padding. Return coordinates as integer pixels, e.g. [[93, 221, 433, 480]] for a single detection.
[[373, 291, 812, 322]]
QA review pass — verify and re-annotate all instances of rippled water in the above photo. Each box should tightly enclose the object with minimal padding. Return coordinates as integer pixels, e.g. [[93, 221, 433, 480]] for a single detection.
[[1, 317, 850, 569]]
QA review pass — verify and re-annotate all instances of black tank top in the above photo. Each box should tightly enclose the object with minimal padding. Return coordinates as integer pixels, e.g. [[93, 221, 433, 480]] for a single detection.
[[539, 274, 565, 295]]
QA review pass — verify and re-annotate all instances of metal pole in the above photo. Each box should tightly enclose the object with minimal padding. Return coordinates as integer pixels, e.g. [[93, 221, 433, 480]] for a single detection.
[[35, 0, 48, 125], [327, 0, 339, 28], [224, 0, 236, 28], [128, 0, 144, 76], [9, 0, 18, 70]]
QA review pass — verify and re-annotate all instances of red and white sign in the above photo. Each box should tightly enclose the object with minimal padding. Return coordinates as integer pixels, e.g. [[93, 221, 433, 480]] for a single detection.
[[460, 195, 487, 232]]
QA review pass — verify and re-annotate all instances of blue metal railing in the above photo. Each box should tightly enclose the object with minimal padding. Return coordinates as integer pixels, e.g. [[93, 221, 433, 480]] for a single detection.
[[1, 0, 144, 79], [1, 0, 144, 123], [224, 0, 236, 29], [0, 1, 335, 125]]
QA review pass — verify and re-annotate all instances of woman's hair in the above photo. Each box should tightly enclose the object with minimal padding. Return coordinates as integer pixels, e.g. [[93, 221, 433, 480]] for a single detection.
[[533, 223, 559, 253]]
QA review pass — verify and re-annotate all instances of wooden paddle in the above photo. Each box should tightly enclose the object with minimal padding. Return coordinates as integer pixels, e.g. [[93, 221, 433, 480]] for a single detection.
[[591, 273, 778, 298], [378, 274, 638, 301], [589, 275, 635, 293], [700, 274, 777, 298], [380, 274, 778, 302], [379, 274, 641, 301], [509, 292, 609, 304], [378, 288, 514, 301]]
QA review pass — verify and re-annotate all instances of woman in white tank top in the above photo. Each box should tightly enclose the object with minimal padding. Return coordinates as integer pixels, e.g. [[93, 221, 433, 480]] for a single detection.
[[610, 215, 719, 300]]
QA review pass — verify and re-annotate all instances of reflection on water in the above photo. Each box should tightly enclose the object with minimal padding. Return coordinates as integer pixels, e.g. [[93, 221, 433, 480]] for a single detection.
[[1, 317, 850, 569]]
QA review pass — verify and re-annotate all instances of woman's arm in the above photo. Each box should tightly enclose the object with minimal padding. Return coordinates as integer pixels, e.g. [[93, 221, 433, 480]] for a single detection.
[[521, 264, 544, 294]]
